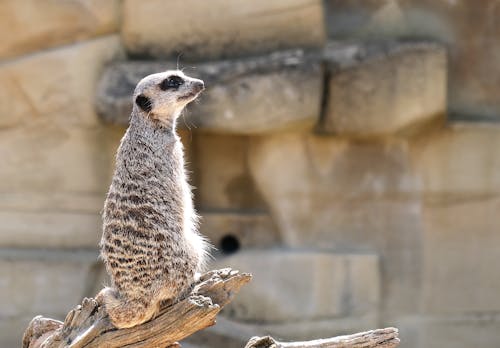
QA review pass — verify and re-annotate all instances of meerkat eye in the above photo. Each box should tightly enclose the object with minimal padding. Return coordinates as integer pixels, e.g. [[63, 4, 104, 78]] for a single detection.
[[160, 75, 184, 90]]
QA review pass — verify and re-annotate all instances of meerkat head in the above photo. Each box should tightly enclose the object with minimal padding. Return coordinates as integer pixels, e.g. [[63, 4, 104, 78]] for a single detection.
[[132, 70, 204, 125]]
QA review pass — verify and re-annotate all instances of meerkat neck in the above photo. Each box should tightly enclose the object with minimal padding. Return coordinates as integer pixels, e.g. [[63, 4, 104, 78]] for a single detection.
[[128, 110, 180, 149]]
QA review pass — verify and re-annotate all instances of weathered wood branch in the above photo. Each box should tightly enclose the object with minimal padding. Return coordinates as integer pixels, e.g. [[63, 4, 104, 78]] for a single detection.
[[244, 328, 400, 348], [22, 268, 251, 348], [23, 267, 399, 348]]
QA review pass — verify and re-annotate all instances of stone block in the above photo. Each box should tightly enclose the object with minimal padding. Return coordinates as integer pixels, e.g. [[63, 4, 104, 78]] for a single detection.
[[325, 0, 500, 122], [321, 41, 447, 137], [1, 314, 40, 348], [191, 134, 265, 210], [417, 316, 500, 348], [122, 0, 325, 60], [0, 249, 100, 346], [413, 124, 500, 315], [194, 68, 321, 134], [391, 314, 500, 348], [248, 133, 419, 244], [0, 211, 101, 248], [411, 123, 500, 196], [421, 197, 500, 313], [395, 315, 500, 348], [200, 212, 279, 253], [96, 50, 323, 134], [248, 133, 421, 317], [182, 321, 249, 348], [0, 0, 119, 59], [0, 127, 119, 194], [212, 250, 380, 324], [0, 126, 121, 248], [0, 192, 105, 214], [0, 35, 124, 127]]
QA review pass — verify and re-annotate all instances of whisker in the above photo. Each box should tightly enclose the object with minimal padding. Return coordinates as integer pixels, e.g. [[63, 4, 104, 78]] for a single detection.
[[176, 53, 184, 71]]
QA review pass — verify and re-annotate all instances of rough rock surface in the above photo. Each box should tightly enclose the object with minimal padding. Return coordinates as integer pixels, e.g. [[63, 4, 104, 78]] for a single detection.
[[0, 36, 124, 250], [191, 134, 266, 210], [212, 250, 380, 324], [0, 35, 124, 128], [0, 249, 99, 347], [321, 41, 447, 136], [325, 0, 500, 122], [0, 0, 119, 59], [121, 0, 325, 60], [412, 124, 500, 313], [200, 212, 279, 252], [96, 49, 323, 134], [411, 123, 500, 195], [247, 133, 422, 317]]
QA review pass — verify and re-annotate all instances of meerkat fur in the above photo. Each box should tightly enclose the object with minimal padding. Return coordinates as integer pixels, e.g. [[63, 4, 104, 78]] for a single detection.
[[97, 70, 210, 329]]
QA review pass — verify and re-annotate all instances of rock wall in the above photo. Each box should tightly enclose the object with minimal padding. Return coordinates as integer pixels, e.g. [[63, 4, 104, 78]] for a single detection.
[[1, 1, 499, 347], [325, 0, 500, 122]]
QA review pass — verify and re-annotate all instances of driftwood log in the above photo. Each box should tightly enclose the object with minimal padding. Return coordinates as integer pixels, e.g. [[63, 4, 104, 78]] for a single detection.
[[22, 268, 399, 348], [244, 328, 400, 348], [22, 269, 250, 348]]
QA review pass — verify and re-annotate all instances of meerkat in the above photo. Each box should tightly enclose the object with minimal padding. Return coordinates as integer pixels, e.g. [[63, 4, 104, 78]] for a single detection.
[[97, 70, 210, 329]]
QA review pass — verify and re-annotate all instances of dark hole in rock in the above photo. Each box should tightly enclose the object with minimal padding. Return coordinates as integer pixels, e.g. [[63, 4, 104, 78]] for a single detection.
[[220, 234, 240, 254]]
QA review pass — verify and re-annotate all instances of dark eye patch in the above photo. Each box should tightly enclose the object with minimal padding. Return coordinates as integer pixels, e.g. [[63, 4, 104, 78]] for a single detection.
[[135, 94, 152, 112], [160, 75, 184, 90]]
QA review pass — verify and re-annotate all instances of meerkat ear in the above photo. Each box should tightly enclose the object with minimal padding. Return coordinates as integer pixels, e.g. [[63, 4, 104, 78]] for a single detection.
[[135, 94, 152, 113]]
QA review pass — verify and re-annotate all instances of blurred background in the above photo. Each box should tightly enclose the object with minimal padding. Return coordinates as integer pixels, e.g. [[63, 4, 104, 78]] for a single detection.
[[1, 1, 500, 347]]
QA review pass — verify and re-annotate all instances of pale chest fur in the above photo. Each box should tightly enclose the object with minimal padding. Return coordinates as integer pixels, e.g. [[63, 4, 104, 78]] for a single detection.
[[104, 127, 191, 240]]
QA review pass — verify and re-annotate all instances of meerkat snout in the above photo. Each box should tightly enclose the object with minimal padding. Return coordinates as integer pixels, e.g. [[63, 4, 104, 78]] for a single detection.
[[177, 79, 204, 102], [191, 80, 204, 93]]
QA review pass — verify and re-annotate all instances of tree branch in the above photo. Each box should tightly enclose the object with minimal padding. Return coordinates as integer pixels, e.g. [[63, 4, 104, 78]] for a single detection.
[[22, 268, 251, 348], [244, 328, 400, 348], [22, 268, 400, 348]]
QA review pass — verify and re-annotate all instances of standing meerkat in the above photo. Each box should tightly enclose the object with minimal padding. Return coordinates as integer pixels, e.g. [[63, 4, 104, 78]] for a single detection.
[[97, 70, 210, 329]]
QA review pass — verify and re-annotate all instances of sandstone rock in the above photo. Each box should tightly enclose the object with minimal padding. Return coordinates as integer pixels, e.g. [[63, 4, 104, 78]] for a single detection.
[[248, 133, 421, 317], [1, 315, 41, 348], [0, 127, 119, 194], [0, 126, 121, 248], [0, 35, 124, 127], [0, 249, 100, 346], [393, 314, 500, 348], [212, 250, 380, 324], [183, 321, 249, 348], [417, 316, 500, 348], [321, 41, 447, 137], [325, 0, 500, 122], [0, 192, 105, 214], [200, 212, 279, 253], [411, 124, 500, 315], [122, 0, 325, 60], [248, 133, 419, 245], [411, 123, 500, 195], [191, 134, 266, 210], [421, 197, 500, 313], [0, 0, 119, 59], [96, 50, 323, 134], [194, 68, 321, 134], [0, 211, 101, 248]]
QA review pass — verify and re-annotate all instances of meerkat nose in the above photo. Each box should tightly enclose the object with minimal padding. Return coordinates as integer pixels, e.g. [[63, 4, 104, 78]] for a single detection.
[[193, 80, 205, 92]]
